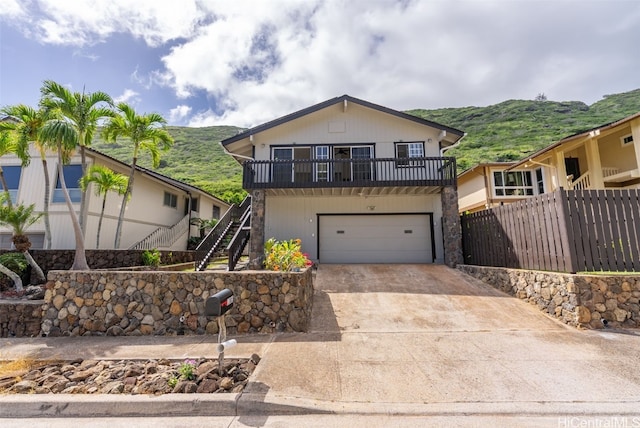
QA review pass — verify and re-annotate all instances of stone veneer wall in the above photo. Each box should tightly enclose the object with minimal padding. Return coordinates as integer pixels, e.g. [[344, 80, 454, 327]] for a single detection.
[[42, 269, 313, 337], [25, 250, 196, 273], [441, 186, 463, 268], [459, 265, 640, 329], [0, 300, 43, 337]]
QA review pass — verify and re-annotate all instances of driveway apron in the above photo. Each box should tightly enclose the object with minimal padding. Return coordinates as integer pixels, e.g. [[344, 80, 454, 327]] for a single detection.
[[248, 264, 640, 412]]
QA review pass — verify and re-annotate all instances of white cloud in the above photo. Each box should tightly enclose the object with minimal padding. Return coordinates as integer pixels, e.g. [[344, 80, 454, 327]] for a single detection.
[[3, 0, 639, 127], [169, 104, 192, 123], [0, 0, 27, 18], [114, 89, 140, 105]]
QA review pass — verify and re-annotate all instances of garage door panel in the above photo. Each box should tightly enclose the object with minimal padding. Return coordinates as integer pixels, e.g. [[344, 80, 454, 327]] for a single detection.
[[319, 214, 432, 264]]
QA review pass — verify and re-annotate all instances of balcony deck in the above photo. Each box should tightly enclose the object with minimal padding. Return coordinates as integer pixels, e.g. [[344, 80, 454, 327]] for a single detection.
[[242, 157, 456, 195]]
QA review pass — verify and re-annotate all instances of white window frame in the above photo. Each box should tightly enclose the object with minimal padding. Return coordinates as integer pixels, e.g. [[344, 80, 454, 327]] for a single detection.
[[621, 134, 634, 146], [395, 142, 425, 167], [493, 170, 535, 197]]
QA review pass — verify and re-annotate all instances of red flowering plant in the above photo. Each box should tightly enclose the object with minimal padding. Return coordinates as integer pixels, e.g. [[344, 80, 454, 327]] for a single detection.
[[264, 238, 313, 272]]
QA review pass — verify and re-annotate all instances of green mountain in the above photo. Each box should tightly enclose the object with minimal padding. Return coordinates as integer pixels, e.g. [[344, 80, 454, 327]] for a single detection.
[[408, 88, 640, 171], [91, 88, 640, 200], [91, 125, 246, 202]]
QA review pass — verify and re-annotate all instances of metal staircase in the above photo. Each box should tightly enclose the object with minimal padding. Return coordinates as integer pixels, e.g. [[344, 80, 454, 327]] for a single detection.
[[194, 196, 251, 271]]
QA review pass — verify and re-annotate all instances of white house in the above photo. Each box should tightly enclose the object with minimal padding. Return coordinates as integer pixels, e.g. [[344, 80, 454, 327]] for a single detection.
[[0, 144, 230, 250], [221, 95, 465, 266]]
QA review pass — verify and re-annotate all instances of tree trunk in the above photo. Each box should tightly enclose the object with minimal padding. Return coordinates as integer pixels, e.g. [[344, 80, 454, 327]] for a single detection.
[[79, 144, 88, 235], [97, 195, 107, 249], [23, 250, 45, 282], [0, 166, 13, 208], [0, 263, 23, 291], [57, 144, 89, 270], [41, 158, 52, 249], [114, 160, 136, 249]]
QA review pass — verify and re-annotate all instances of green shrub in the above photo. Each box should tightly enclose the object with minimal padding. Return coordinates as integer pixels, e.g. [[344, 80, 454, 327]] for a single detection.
[[0, 252, 28, 275], [263, 238, 312, 272], [141, 249, 161, 267]]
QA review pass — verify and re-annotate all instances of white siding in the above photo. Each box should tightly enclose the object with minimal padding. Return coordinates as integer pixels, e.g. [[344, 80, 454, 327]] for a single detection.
[[265, 193, 444, 263], [0, 145, 229, 250], [252, 102, 444, 160]]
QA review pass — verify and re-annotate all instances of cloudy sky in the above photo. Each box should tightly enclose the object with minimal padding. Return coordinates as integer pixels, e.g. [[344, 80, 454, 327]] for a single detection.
[[1, 0, 639, 128]]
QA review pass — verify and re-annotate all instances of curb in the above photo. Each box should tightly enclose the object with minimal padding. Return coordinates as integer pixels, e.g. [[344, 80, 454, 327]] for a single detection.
[[2, 393, 640, 418]]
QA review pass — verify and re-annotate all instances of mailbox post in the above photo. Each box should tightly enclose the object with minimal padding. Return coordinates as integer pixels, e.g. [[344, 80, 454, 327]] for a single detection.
[[205, 289, 236, 375]]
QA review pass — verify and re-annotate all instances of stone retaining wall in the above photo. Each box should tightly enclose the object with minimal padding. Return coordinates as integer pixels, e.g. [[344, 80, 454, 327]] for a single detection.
[[42, 269, 313, 337], [459, 265, 640, 329], [11, 250, 197, 276], [0, 300, 43, 337]]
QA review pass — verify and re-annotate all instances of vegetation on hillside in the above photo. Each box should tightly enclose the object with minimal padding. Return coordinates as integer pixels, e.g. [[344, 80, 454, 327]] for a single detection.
[[91, 125, 245, 202], [408, 88, 640, 172], [91, 89, 640, 194]]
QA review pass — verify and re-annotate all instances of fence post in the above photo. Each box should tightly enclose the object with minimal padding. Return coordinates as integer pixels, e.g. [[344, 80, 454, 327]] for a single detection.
[[555, 188, 578, 273]]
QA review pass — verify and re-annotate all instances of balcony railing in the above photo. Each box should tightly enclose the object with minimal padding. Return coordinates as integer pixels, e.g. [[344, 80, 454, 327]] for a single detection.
[[242, 157, 456, 189]]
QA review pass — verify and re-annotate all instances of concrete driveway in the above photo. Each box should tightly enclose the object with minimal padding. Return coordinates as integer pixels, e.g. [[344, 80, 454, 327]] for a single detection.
[[248, 264, 640, 417]]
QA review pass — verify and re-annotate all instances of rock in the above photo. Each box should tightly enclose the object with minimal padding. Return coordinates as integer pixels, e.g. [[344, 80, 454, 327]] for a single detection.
[[170, 300, 182, 316], [250, 315, 264, 328], [12, 380, 37, 393], [219, 377, 234, 390], [614, 308, 628, 322], [288, 309, 307, 331], [106, 326, 124, 336], [237, 321, 250, 333], [196, 379, 218, 393]]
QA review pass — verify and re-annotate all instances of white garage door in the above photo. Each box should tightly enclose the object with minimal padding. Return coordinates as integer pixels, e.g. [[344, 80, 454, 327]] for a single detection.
[[319, 214, 433, 263]]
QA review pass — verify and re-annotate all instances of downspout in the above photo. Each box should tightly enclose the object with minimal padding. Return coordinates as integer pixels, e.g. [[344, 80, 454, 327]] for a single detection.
[[186, 190, 192, 240], [440, 132, 467, 157]]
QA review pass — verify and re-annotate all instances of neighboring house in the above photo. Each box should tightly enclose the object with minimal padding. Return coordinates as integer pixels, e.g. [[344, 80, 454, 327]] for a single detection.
[[457, 111, 640, 213], [221, 95, 465, 266], [0, 144, 229, 250], [457, 162, 547, 213]]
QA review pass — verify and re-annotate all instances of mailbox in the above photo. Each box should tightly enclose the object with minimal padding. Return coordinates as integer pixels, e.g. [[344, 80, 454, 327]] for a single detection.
[[205, 289, 234, 317]]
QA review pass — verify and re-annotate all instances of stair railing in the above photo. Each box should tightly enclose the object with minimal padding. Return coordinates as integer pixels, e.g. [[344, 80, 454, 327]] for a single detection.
[[194, 194, 252, 271], [226, 203, 252, 271], [129, 214, 191, 250]]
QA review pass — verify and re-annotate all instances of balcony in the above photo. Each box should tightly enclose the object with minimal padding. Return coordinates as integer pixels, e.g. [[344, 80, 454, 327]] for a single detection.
[[242, 157, 456, 193]]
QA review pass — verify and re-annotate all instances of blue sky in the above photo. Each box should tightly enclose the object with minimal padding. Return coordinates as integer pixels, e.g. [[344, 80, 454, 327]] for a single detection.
[[1, 0, 639, 128]]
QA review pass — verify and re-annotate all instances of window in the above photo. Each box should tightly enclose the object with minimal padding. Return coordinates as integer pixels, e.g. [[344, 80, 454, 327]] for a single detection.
[[163, 191, 177, 208], [315, 146, 329, 182], [53, 165, 83, 203], [395, 142, 425, 167], [493, 170, 534, 196], [535, 168, 545, 195], [212, 205, 221, 220], [621, 134, 634, 146], [184, 196, 199, 215], [2, 165, 22, 204]]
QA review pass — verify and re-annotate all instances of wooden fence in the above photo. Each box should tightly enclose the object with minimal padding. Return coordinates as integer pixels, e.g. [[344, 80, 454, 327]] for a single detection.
[[461, 189, 640, 273]]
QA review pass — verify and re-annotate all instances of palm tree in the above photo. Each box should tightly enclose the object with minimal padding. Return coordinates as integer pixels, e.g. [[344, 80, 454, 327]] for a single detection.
[[0, 193, 46, 285], [39, 80, 114, 235], [1, 105, 54, 248], [102, 102, 173, 248], [79, 165, 128, 249], [0, 128, 30, 207], [39, 118, 89, 270]]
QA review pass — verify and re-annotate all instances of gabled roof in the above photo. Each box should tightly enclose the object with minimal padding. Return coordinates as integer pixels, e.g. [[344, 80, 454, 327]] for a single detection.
[[86, 147, 229, 207], [221, 94, 465, 147], [457, 162, 517, 180], [508, 111, 640, 170]]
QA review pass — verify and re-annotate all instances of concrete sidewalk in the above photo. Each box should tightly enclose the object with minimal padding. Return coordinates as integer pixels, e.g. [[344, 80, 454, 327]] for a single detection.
[[1, 265, 640, 424]]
